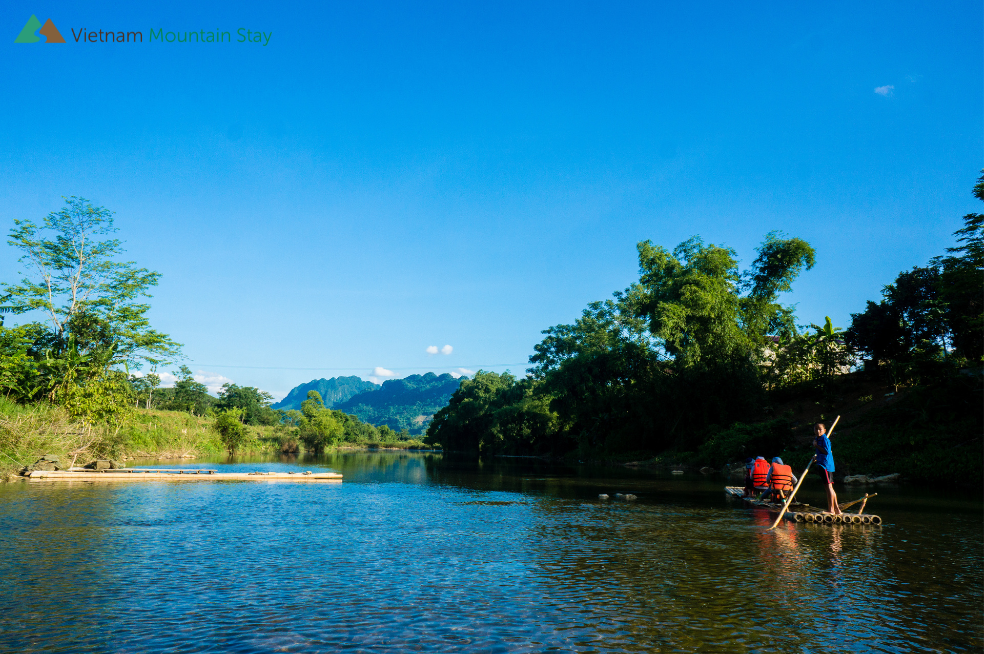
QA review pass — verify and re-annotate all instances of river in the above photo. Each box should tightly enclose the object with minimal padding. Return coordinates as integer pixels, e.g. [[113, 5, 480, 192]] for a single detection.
[[0, 452, 980, 652]]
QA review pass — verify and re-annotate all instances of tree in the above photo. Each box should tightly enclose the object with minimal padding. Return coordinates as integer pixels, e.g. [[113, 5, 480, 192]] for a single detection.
[[298, 391, 344, 453], [847, 173, 983, 368], [144, 372, 161, 409], [524, 232, 816, 453], [129, 372, 162, 409], [762, 317, 853, 391], [629, 232, 815, 367], [214, 407, 250, 455], [0, 324, 39, 400], [169, 365, 212, 415], [844, 267, 945, 363], [1, 197, 181, 371], [216, 383, 277, 425], [427, 371, 518, 452], [936, 173, 984, 363]]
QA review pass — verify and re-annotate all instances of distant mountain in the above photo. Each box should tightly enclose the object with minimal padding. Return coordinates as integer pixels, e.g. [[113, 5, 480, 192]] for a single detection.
[[336, 372, 465, 435], [273, 376, 379, 411]]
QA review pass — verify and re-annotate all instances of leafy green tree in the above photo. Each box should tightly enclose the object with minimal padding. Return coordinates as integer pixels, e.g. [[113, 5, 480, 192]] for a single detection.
[[169, 365, 212, 415], [845, 266, 947, 363], [629, 232, 815, 366], [337, 412, 381, 442], [526, 232, 817, 454], [936, 174, 983, 363], [129, 374, 151, 408], [298, 391, 344, 453], [427, 371, 559, 454], [214, 407, 250, 454], [763, 317, 852, 391], [847, 173, 983, 367], [144, 372, 161, 409], [0, 197, 181, 371], [427, 371, 516, 452], [59, 370, 135, 428], [0, 324, 40, 400], [216, 383, 277, 425]]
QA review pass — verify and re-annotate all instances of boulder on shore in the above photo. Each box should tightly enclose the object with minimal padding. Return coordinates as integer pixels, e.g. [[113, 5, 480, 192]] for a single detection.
[[82, 459, 123, 470], [18, 454, 63, 475]]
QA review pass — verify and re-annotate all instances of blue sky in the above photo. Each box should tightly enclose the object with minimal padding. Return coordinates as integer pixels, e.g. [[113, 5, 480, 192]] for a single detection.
[[1, 1, 980, 398]]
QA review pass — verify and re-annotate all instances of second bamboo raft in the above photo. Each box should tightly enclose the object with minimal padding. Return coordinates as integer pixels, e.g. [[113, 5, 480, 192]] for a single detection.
[[28, 469, 342, 483]]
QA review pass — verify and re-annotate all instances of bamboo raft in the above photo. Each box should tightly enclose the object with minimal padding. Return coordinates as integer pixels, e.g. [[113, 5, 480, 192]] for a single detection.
[[725, 486, 882, 525], [28, 469, 342, 483]]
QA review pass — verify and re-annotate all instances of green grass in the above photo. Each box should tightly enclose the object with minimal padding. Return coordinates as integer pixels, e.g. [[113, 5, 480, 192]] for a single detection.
[[1, 402, 441, 480]]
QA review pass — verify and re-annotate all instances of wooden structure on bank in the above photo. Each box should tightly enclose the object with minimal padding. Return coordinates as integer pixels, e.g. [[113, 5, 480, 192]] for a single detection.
[[28, 469, 342, 483], [725, 486, 881, 525]]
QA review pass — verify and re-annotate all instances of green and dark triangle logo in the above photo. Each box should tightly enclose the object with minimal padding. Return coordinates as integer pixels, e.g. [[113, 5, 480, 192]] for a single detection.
[[15, 15, 65, 43]]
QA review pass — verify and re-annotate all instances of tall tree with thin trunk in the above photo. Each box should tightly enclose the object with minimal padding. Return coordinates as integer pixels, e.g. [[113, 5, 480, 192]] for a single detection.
[[1, 197, 181, 370]]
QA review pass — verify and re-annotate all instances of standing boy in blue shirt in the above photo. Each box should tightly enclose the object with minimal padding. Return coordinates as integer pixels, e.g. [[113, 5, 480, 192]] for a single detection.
[[813, 422, 841, 515]]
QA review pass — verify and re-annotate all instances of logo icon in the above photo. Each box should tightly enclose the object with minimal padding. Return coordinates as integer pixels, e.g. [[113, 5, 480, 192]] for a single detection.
[[15, 14, 65, 43]]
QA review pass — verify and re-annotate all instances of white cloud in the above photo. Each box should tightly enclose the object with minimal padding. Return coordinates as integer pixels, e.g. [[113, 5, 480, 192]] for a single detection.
[[453, 367, 475, 378], [426, 345, 439, 355], [155, 372, 179, 387], [874, 85, 894, 97], [194, 371, 235, 395], [372, 366, 396, 378], [441, 344, 453, 355], [156, 370, 234, 395]]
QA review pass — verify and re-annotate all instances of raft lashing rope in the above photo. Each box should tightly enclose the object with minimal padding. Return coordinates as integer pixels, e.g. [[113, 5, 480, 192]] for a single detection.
[[785, 511, 881, 525]]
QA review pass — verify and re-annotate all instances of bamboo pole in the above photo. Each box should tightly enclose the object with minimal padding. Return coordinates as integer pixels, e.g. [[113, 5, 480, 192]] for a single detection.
[[838, 493, 877, 512], [769, 415, 840, 530]]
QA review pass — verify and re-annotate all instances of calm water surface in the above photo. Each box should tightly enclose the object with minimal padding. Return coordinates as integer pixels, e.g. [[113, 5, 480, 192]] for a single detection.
[[0, 452, 980, 653]]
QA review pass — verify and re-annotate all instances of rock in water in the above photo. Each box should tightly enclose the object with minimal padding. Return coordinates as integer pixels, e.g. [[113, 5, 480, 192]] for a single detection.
[[598, 494, 610, 500], [699, 467, 714, 475], [624, 494, 638, 500]]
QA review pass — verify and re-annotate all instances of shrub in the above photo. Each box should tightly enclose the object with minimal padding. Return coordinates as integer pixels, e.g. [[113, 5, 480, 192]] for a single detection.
[[213, 408, 250, 454]]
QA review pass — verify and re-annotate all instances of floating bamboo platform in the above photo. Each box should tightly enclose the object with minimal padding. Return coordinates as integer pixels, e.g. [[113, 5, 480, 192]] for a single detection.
[[28, 469, 342, 483], [725, 486, 881, 525]]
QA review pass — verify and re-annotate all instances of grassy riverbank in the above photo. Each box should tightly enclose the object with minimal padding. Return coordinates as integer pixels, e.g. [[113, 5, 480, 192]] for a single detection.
[[0, 401, 436, 479]]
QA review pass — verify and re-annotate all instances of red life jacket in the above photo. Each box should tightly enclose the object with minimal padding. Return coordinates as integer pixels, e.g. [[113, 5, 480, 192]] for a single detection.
[[769, 463, 793, 492], [751, 458, 770, 487]]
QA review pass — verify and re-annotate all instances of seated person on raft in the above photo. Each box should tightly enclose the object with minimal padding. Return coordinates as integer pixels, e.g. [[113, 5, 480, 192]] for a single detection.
[[750, 456, 770, 496], [758, 457, 797, 502], [743, 457, 755, 497]]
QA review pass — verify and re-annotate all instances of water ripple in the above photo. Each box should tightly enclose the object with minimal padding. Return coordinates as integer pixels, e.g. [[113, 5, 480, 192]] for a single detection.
[[0, 454, 980, 653]]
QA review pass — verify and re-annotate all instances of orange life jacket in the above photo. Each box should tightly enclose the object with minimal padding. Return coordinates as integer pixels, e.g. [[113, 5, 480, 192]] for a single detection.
[[752, 458, 770, 487], [769, 463, 794, 492]]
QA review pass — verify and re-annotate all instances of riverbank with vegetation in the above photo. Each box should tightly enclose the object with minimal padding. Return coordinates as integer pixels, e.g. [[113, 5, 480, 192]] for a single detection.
[[0, 400, 434, 480], [0, 197, 434, 479], [595, 367, 982, 488], [1, 187, 980, 486], [425, 174, 984, 487]]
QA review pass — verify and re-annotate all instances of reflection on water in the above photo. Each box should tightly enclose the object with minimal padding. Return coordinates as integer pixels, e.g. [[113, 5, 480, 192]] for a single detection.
[[0, 452, 980, 652]]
